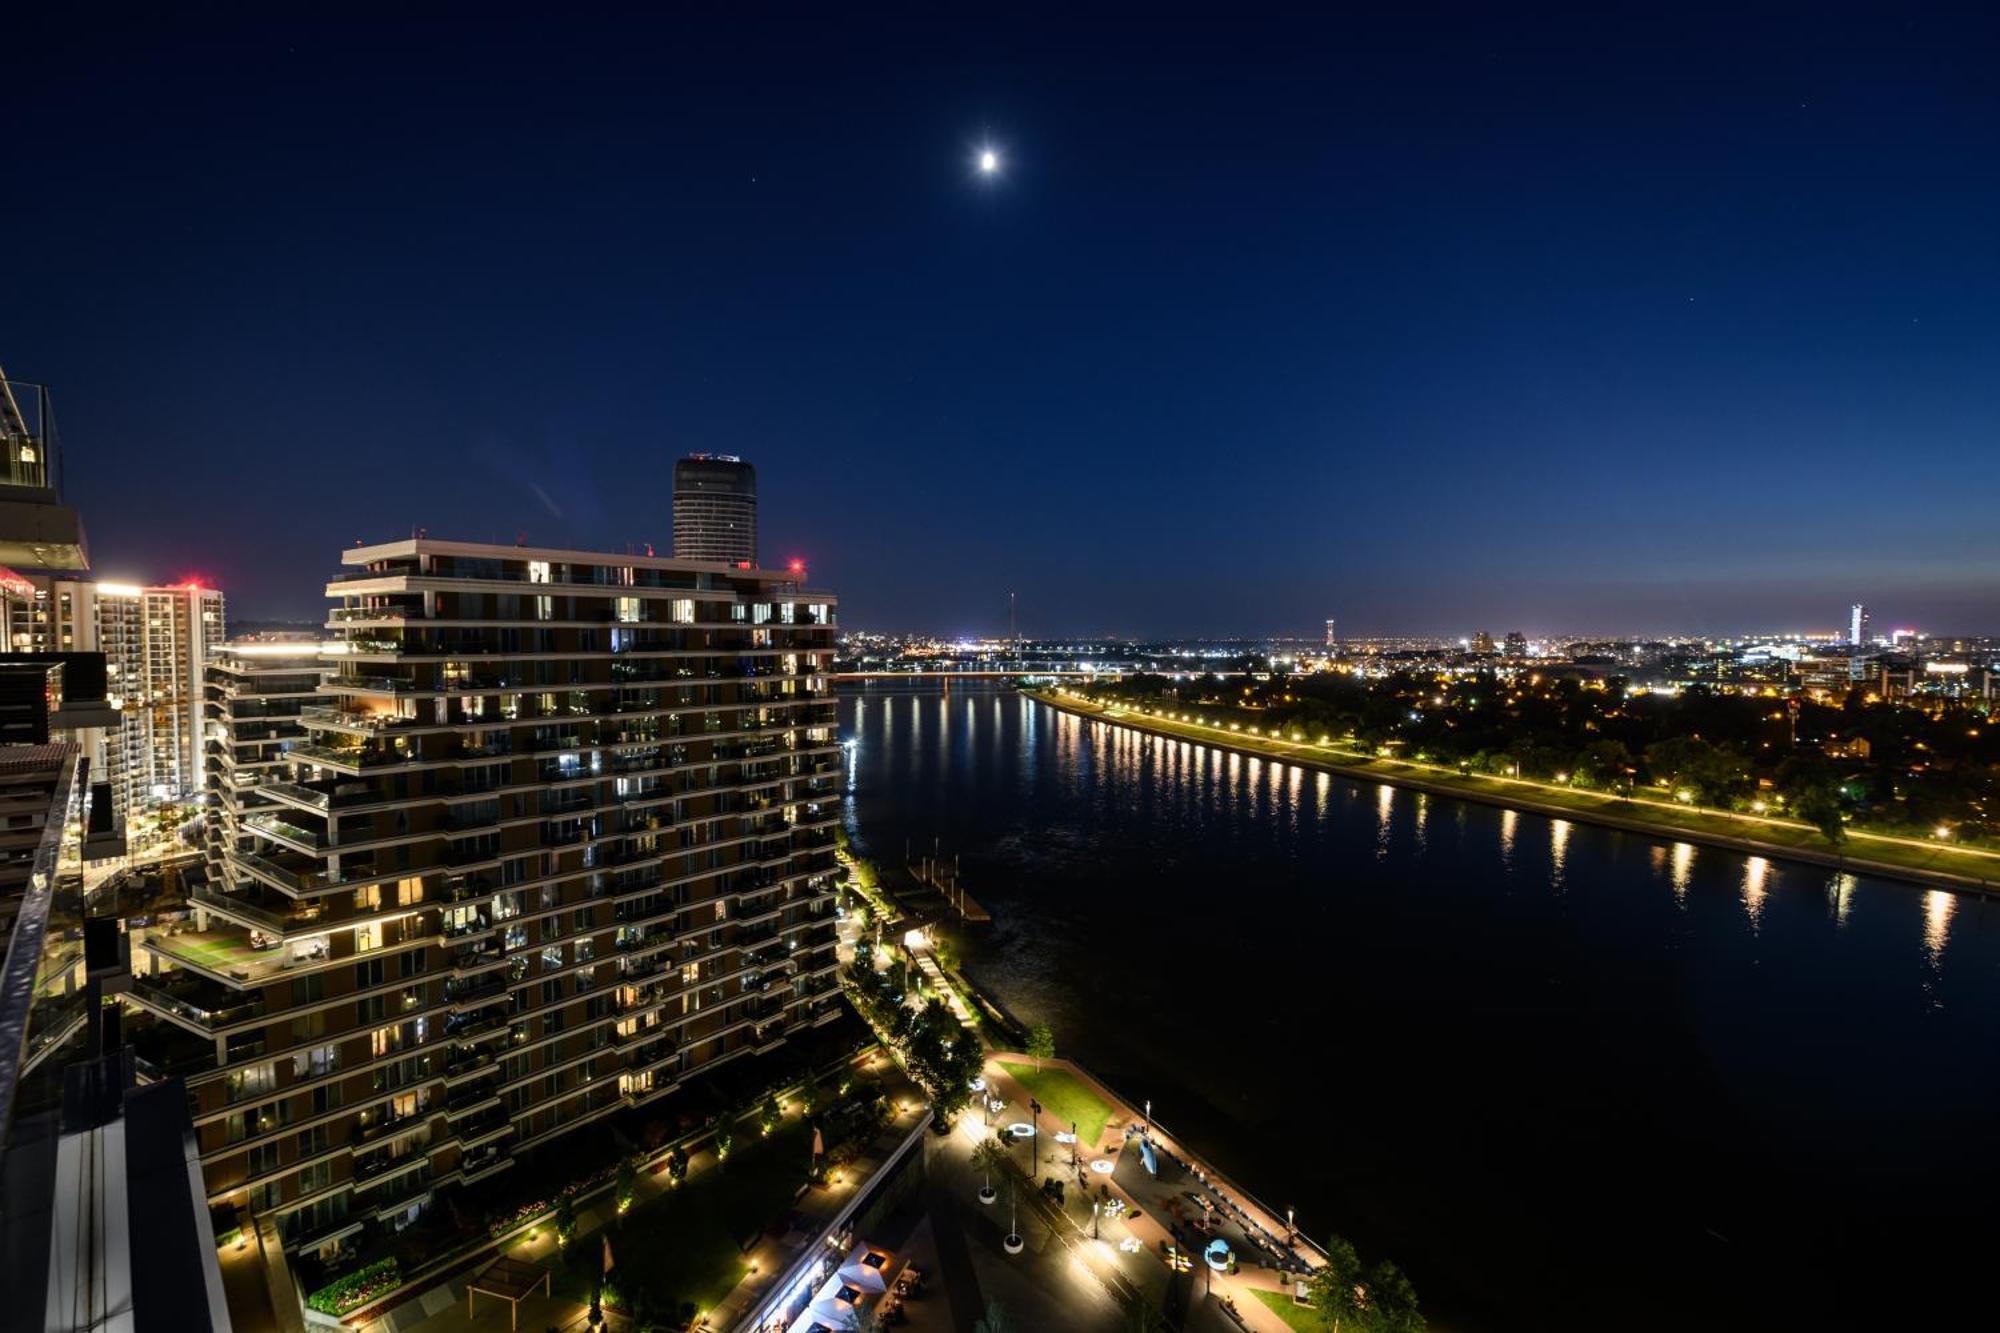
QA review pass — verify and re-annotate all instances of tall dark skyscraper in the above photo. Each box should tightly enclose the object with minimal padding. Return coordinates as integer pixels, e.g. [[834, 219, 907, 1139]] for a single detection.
[[672, 454, 758, 565]]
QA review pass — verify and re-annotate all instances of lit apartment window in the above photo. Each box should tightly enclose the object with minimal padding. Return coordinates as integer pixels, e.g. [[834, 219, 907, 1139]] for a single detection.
[[535, 595, 554, 621], [528, 560, 551, 584], [354, 921, 381, 952], [670, 598, 695, 624], [615, 596, 640, 624], [396, 876, 422, 907]]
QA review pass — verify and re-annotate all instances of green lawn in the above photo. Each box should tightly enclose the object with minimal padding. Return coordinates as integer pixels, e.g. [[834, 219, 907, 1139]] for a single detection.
[[556, 1118, 815, 1320], [153, 930, 268, 974], [998, 1060, 1115, 1147], [1252, 1287, 1328, 1332]]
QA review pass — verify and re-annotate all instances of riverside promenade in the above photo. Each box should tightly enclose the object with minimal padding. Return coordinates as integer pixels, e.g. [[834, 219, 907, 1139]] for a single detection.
[[981, 1051, 1321, 1333], [1030, 687, 2000, 898]]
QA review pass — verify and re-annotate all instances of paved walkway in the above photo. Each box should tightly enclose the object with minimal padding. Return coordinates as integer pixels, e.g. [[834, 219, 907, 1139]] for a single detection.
[[906, 937, 976, 1028], [981, 1056, 1310, 1333]]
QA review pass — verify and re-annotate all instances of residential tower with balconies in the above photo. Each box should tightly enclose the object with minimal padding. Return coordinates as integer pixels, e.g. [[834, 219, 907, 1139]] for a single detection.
[[131, 539, 842, 1259]]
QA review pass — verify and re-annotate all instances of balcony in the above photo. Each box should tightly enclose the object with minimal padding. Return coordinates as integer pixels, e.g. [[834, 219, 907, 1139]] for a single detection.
[[443, 1008, 508, 1040], [441, 910, 494, 940], [127, 975, 265, 1033], [443, 1046, 496, 1083], [243, 813, 328, 855], [143, 925, 318, 987], [321, 672, 422, 693], [190, 886, 325, 937], [292, 742, 413, 772], [445, 975, 508, 1010], [445, 1080, 501, 1116], [302, 704, 420, 735]]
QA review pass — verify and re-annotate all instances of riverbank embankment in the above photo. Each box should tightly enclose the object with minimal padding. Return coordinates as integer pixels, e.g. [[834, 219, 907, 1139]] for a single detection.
[[1028, 688, 2000, 899]]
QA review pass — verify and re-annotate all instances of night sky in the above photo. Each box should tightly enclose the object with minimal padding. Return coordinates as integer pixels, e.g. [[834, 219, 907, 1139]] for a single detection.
[[13, 6, 1999, 637]]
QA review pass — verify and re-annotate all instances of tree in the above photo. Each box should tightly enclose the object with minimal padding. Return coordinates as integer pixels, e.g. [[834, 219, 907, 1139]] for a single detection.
[[1364, 1259, 1426, 1333], [1027, 1023, 1056, 1071], [1795, 784, 1846, 845], [665, 1145, 689, 1187], [971, 1133, 1011, 1198], [1576, 739, 1634, 793], [760, 1090, 782, 1134], [1308, 1234, 1364, 1332], [800, 1069, 825, 1117], [714, 1126, 734, 1165], [554, 1191, 577, 1244], [615, 1156, 637, 1210]]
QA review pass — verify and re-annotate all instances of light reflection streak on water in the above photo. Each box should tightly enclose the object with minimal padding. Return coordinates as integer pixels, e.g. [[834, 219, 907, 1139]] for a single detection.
[[1742, 856, 1769, 929], [1669, 842, 1695, 903], [1498, 808, 1517, 867], [1376, 784, 1394, 861], [1550, 819, 1571, 890], [1924, 889, 1955, 965], [1831, 872, 1855, 927]]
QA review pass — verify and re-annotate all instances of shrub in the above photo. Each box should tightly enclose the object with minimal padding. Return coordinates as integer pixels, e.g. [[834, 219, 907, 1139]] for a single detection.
[[306, 1257, 399, 1316]]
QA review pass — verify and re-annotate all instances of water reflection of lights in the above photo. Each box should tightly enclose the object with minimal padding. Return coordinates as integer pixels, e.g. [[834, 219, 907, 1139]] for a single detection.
[[1669, 842, 1695, 902], [1498, 808, 1518, 863], [1550, 819, 1571, 888], [1831, 872, 1855, 927], [1923, 889, 1955, 963], [1742, 856, 1769, 928]]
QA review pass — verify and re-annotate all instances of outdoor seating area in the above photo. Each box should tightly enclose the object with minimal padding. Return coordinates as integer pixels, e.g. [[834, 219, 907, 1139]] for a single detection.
[[781, 1242, 916, 1332]]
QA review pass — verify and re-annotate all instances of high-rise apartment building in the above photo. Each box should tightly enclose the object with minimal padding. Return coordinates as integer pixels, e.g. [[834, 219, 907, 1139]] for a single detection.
[[1324, 619, 1338, 651], [1, 577, 223, 823], [106, 582, 225, 815], [672, 455, 758, 564], [202, 640, 326, 889], [135, 539, 840, 1258], [1504, 631, 1528, 658], [1849, 603, 1870, 647]]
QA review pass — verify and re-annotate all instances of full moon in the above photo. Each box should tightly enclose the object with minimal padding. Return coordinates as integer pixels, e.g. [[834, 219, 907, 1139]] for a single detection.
[[978, 149, 999, 174]]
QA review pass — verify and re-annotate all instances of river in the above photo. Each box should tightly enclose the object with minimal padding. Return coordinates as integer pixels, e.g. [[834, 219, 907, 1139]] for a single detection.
[[837, 683, 2000, 1331]]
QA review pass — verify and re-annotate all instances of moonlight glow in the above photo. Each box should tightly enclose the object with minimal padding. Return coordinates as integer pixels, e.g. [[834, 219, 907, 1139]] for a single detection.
[[977, 148, 999, 174]]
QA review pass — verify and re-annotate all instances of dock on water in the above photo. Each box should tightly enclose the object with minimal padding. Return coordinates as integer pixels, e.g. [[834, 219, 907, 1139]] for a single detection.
[[906, 845, 992, 923]]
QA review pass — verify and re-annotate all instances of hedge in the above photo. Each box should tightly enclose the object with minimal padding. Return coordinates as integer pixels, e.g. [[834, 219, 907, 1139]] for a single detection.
[[307, 1257, 400, 1316]]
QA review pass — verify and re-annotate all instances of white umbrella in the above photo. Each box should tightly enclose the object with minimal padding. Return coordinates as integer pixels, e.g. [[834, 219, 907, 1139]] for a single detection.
[[802, 1296, 861, 1330], [835, 1259, 889, 1295]]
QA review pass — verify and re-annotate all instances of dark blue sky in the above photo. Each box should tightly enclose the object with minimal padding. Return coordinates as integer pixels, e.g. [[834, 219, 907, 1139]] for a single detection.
[[13, 5, 1999, 637]]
